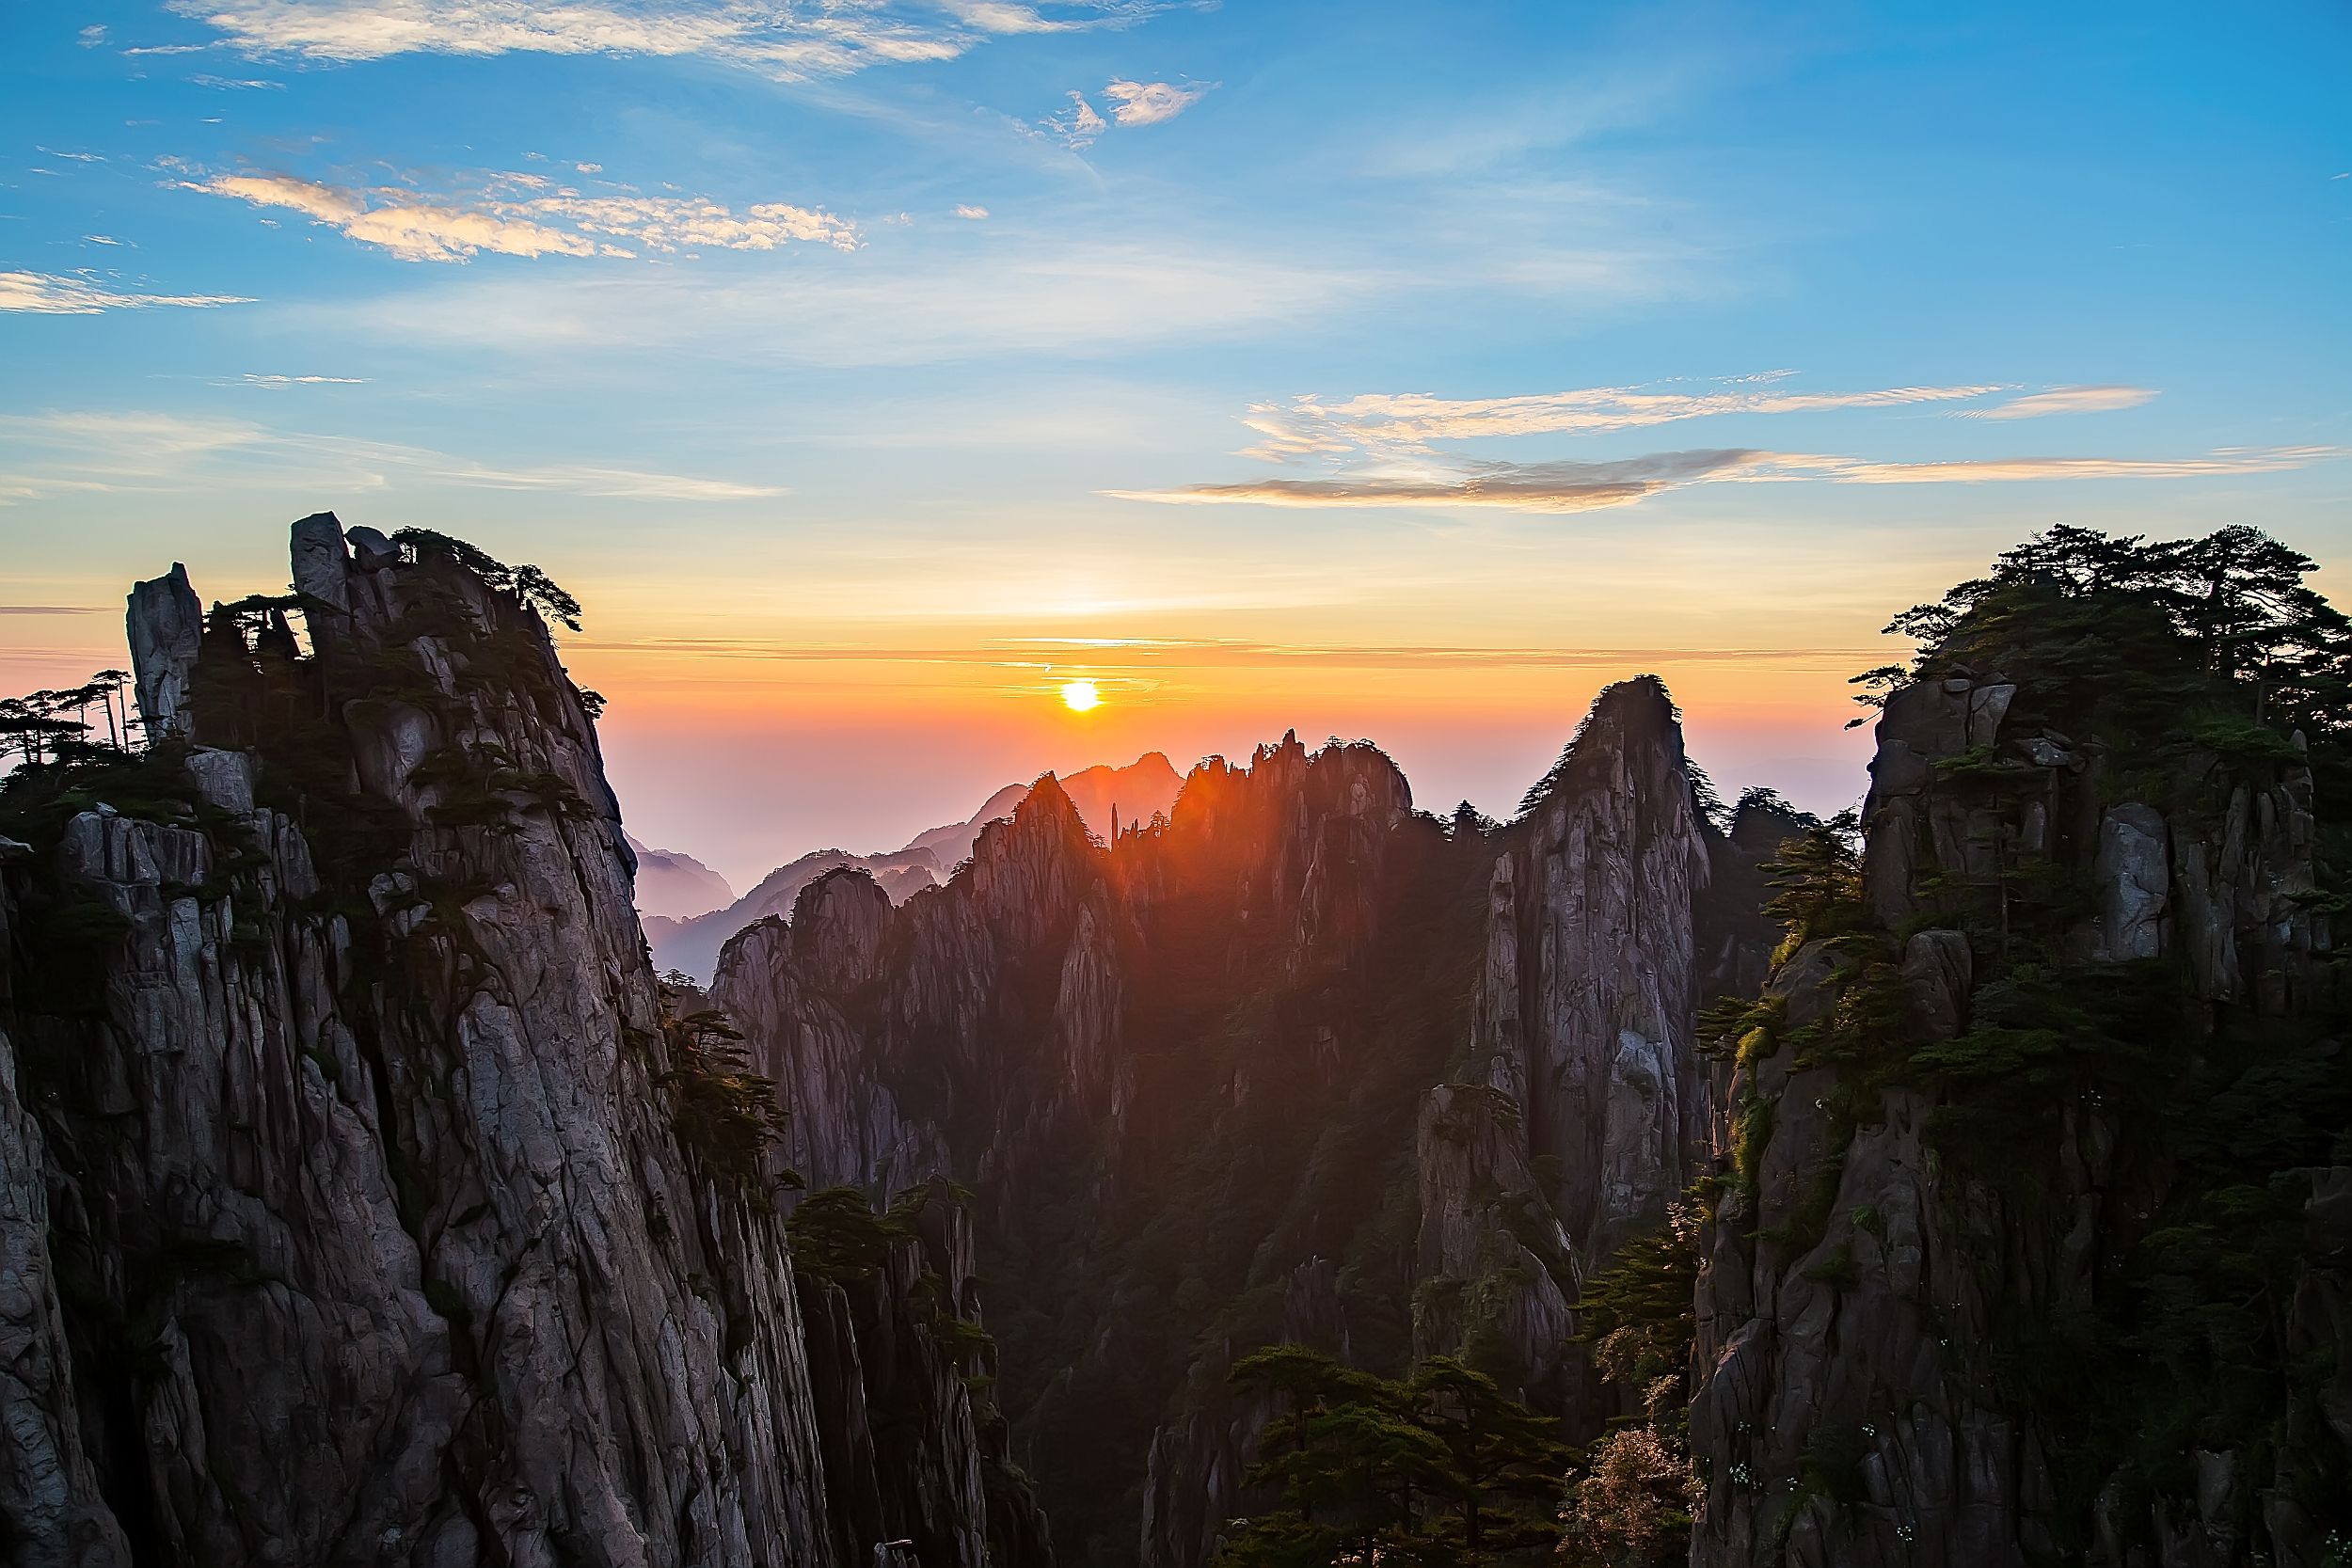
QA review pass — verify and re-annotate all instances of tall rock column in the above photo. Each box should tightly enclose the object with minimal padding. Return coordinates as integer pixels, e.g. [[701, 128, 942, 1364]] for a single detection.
[[124, 562, 200, 741]]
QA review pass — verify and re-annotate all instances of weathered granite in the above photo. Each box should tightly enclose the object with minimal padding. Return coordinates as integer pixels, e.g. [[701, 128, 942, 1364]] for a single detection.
[[8, 518, 839, 1567]]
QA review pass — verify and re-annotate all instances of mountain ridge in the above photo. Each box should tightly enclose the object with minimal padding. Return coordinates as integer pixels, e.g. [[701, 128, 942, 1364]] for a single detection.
[[646, 752, 1183, 984]]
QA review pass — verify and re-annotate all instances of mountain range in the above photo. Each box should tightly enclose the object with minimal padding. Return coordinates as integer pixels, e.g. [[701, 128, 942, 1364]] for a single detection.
[[0, 515, 2344, 1568], [642, 754, 1183, 984]]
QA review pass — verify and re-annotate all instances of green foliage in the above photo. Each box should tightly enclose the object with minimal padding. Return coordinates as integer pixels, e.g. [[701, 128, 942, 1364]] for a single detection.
[[653, 980, 791, 1207], [390, 529, 585, 631], [1554, 1426, 1697, 1568], [787, 1187, 914, 1282], [1217, 1347, 1567, 1568], [1762, 521, 2352, 1549], [1871, 523, 2352, 768], [1559, 1208, 1705, 1566], [1573, 1204, 1698, 1395], [0, 669, 134, 768], [1756, 813, 1867, 957]]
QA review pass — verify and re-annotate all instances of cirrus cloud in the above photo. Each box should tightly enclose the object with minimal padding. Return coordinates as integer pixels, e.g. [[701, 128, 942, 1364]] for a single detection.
[[0, 270, 256, 313], [1953, 384, 2160, 420], [190, 168, 856, 262], [167, 0, 1174, 79], [0, 409, 784, 504], [1107, 446, 2342, 513], [1238, 379, 2012, 462]]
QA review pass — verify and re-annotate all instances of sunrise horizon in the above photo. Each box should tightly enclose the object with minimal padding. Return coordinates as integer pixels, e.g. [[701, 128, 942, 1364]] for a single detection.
[[4, 8, 2350, 1563]]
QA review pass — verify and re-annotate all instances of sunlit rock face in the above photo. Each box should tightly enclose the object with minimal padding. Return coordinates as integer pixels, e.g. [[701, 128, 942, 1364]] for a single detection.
[[715, 692, 1773, 1568], [1505, 676, 1713, 1265], [1687, 657, 2341, 1568], [0, 516, 1049, 1568], [1406, 677, 1788, 1422]]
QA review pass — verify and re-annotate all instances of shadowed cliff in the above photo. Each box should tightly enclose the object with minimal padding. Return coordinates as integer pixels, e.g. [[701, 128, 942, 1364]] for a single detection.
[[0, 515, 1048, 1568]]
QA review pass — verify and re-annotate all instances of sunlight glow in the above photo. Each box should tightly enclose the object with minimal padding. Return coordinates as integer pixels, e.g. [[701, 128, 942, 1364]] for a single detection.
[[1060, 679, 1102, 712]]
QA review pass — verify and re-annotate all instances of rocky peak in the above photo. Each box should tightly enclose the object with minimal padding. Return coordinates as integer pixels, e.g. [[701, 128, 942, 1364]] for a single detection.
[[123, 562, 200, 738], [1502, 676, 1712, 1259], [968, 772, 1096, 949], [794, 866, 895, 995], [1405, 674, 1736, 1433]]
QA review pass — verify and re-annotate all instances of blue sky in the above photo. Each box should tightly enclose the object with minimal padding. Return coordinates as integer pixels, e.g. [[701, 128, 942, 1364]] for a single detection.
[[5, 0, 2347, 884]]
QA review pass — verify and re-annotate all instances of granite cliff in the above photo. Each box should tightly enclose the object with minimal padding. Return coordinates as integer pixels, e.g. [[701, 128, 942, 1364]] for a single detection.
[[1682, 528, 2352, 1566], [0, 516, 1043, 1568]]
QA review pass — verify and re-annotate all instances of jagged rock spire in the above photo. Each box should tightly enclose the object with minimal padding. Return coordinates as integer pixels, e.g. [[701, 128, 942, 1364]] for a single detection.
[[125, 561, 201, 740]]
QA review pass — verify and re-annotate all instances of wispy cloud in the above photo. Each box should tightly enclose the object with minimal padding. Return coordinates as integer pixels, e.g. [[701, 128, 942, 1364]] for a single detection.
[[1238, 380, 2010, 462], [227, 373, 371, 387], [1047, 77, 1212, 145], [1786, 448, 2334, 483], [0, 605, 104, 615], [188, 71, 285, 87], [169, 0, 1171, 79], [189, 168, 856, 262], [0, 410, 782, 504], [437, 462, 783, 499], [568, 635, 1883, 669], [332, 238, 1383, 364], [1103, 78, 1214, 125], [1110, 446, 2342, 512], [1049, 90, 1111, 148], [955, 204, 990, 219], [0, 270, 255, 314], [1109, 450, 1765, 511], [1953, 384, 2159, 420]]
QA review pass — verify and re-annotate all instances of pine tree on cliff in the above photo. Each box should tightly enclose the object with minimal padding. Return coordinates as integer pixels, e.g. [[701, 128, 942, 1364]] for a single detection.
[[1216, 1348, 1568, 1568]]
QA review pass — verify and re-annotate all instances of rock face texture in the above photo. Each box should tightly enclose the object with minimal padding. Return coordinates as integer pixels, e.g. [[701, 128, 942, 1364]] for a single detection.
[[1687, 647, 2348, 1565], [0, 517, 1039, 1568], [123, 564, 200, 740], [712, 693, 1779, 1568], [1408, 682, 1794, 1421]]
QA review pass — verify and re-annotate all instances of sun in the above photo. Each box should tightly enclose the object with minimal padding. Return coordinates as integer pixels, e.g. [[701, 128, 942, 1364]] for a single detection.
[[1059, 679, 1102, 712]]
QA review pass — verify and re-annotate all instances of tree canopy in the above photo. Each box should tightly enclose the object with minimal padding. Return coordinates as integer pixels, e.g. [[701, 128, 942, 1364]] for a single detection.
[[1857, 523, 2352, 746], [1215, 1348, 1570, 1568]]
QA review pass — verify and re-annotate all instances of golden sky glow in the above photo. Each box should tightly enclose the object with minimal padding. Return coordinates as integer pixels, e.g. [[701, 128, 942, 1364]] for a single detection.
[[3, 2, 2344, 885]]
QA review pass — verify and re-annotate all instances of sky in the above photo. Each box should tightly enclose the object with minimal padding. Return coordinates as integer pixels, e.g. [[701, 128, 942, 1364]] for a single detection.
[[4, 0, 2347, 892]]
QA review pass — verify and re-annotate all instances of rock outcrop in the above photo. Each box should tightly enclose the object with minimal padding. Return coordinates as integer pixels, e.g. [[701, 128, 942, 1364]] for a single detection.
[[123, 563, 200, 740], [1406, 680, 1788, 1420], [0, 516, 1041, 1568], [1688, 627, 2347, 1564]]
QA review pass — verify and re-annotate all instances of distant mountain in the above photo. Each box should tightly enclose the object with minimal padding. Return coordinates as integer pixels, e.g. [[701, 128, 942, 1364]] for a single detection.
[[644, 752, 1184, 984], [1059, 752, 1184, 841], [624, 833, 735, 918]]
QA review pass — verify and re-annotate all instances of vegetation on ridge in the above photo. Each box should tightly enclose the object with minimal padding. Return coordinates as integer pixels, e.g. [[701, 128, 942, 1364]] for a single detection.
[[1700, 523, 2352, 1556]]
